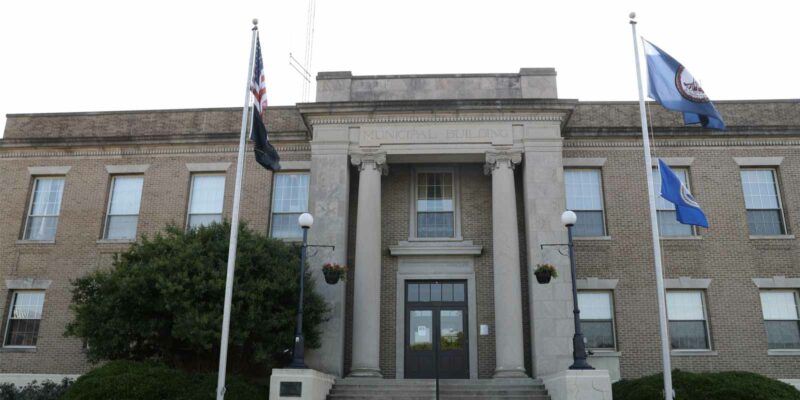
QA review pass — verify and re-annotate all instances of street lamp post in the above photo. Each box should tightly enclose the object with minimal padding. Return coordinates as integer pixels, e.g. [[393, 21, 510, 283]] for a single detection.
[[561, 210, 593, 370], [289, 212, 314, 369]]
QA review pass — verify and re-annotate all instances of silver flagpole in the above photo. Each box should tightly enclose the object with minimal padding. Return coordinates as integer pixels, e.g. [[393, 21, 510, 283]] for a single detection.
[[629, 12, 674, 400], [216, 19, 259, 400]]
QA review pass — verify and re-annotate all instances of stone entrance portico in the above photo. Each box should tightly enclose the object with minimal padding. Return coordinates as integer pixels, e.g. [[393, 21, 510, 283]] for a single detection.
[[299, 69, 579, 381]]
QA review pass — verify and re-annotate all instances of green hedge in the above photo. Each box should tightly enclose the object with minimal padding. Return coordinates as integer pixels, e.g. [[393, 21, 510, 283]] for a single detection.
[[0, 379, 72, 400], [63, 361, 265, 400], [613, 370, 800, 400]]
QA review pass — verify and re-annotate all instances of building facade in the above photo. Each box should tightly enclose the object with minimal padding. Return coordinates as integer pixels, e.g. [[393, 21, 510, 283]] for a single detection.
[[1, 69, 799, 385]]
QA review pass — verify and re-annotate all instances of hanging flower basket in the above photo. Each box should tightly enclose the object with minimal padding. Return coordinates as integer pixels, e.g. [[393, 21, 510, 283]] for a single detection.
[[534, 263, 558, 284], [322, 263, 347, 285]]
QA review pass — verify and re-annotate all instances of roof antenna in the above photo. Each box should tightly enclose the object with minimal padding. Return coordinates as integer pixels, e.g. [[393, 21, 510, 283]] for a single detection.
[[288, 0, 316, 102]]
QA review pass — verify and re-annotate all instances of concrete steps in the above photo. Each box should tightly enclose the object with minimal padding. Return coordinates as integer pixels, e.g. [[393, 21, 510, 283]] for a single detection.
[[327, 378, 550, 400]]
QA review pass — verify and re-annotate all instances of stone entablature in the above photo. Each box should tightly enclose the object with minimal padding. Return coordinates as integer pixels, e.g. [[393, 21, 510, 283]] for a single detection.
[[359, 123, 513, 147]]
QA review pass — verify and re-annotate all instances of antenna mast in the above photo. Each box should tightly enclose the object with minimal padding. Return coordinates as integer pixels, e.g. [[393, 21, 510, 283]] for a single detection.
[[289, 0, 316, 102]]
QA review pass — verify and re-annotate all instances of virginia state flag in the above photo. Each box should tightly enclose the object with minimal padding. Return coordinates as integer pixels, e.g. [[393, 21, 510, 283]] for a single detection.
[[644, 40, 725, 130], [658, 160, 708, 228]]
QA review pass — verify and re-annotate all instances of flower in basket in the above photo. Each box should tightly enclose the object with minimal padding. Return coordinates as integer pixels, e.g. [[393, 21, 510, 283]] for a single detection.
[[534, 263, 558, 278], [534, 263, 558, 284], [322, 263, 348, 284]]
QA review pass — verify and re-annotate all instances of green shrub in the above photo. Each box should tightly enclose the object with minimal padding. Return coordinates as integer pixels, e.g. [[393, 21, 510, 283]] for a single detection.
[[65, 221, 328, 376], [0, 379, 72, 400], [63, 360, 266, 400], [613, 370, 800, 400]]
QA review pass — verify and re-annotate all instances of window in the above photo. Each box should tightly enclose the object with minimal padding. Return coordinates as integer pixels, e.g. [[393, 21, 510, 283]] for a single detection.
[[4, 292, 45, 347], [23, 177, 65, 241], [760, 291, 800, 349], [653, 166, 694, 236], [407, 282, 466, 303], [741, 169, 786, 235], [187, 174, 225, 229], [270, 173, 310, 240], [564, 169, 606, 237], [578, 291, 616, 350], [416, 172, 455, 238], [666, 291, 710, 350], [104, 176, 144, 240]]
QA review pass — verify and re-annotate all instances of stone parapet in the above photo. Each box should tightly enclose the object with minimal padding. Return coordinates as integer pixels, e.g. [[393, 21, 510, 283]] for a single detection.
[[316, 69, 559, 102]]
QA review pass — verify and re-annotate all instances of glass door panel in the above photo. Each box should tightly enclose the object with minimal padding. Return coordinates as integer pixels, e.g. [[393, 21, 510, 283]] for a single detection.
[[409, 310, 433, 350], [439, 310, 464, 350]]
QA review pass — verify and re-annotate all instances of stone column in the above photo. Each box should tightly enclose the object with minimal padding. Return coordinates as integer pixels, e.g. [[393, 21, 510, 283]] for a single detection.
[[485, 150, 527, 378], [349, 152, 387, 377]]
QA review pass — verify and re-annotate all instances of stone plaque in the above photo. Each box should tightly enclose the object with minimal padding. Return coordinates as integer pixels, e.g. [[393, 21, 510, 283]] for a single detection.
[[359, 123, 513, 146], [279, 381, 302, 397]]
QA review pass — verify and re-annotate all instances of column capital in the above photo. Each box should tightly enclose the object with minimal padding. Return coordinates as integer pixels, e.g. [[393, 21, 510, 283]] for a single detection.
[[484, 150, 522, 175], [351, 151, 388, 175]]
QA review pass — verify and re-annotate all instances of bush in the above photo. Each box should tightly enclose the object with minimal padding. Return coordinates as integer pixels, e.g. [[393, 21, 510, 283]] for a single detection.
[[63, 360, 265, 400], [613, 370, 800, 400], [0, 379, 72, 400], [65, 222, 328, 376]]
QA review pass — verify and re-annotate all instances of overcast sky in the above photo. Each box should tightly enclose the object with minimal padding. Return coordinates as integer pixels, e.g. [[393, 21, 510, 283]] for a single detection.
[[1, 0, 798, 135]]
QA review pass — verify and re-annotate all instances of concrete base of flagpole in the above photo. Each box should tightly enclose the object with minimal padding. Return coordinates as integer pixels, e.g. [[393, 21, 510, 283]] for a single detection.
[[541, 369, 613, 400], [268, 368, 335, 400]]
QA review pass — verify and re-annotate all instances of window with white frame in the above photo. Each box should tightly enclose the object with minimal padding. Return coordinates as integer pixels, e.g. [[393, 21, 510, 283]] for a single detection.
[[415, 171, 456, 238], [741, 169, 786, 235], [666, 291, 711, 350], [23, 177, 65, 241], [4, 291, 45, 347], [564, 169, 606, 237], [187, 174, 226, 229], [270, 173, 310, 240], [578, 291, 616, 350], [760, 290, 800, 349], [104, 176, 144, 240], [653, 166, 694, 237]]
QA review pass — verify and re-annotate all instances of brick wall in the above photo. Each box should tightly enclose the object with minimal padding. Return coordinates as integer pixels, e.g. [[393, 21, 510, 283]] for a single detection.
[[3, 103, 799, 381], [567, 100, 800, 131], [2, 107, 306, 141], [0, 141, 308, 375], [566, 139, 800, 380], [458, 164, 499, 378]]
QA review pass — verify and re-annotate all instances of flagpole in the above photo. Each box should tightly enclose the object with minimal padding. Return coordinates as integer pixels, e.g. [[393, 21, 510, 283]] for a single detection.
[[216, 19, 259, 400], [629, 12, 674, 400]]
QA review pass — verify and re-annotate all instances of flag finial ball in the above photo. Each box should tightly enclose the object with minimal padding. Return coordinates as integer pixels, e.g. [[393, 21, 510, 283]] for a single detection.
[[252, 18, 259, 26], [629, 12, 636, 19]]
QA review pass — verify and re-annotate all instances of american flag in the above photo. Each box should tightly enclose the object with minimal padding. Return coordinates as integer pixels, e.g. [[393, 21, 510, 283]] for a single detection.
[[248, 34, 280, 171], [250, 35, 267, 115]]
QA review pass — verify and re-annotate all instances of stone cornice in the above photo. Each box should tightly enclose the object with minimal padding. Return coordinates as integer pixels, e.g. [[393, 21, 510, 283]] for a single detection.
[[565, 138, 800, 148], [0, 131, 309, 149], [0, 144, 310, 159], [308, 114, 565, 126]]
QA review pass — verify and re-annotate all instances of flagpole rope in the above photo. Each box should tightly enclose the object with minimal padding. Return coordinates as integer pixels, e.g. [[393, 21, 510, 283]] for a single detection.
[[643, 44, 669, 265], [646, 101, 660, 172]]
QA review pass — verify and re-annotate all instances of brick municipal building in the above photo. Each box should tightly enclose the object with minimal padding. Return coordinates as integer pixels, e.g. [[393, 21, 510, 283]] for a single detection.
[[1, 69, 799, 394]]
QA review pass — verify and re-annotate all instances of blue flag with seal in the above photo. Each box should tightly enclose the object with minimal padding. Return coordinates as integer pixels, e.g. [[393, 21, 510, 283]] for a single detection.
[[658, 159, 708, 228], [644, 40, 725, 130]]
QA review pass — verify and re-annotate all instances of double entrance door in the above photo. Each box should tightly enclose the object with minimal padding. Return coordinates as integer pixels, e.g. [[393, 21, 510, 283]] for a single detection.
[[404, 280, 469, 379]]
